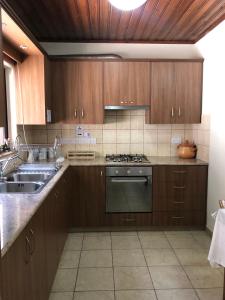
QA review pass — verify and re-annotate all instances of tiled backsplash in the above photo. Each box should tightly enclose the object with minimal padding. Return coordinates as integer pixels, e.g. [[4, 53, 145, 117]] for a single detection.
[[17, 110, 210, 162]]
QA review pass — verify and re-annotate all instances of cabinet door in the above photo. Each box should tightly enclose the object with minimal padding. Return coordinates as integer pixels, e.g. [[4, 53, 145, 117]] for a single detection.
[[104, 62, 121, 105], [0, 13, 6, 128], [78, 61, 103, 124], [2, 228, 31, 300], [150, 62, 175, 124], [71, 166, 106, 227], [51, 61, 79, 123], [175, 62, 202, 123], [127, 62, 151, 105], [29, 207, 48, 300]]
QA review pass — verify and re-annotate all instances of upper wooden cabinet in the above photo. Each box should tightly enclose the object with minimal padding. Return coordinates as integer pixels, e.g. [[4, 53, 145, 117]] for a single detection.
[[0, 12, 6, 128], [104, 61, 151, 106], [51, 60, 104, 124], [16, 55, 51, 125], [150, 61, 203, 124]]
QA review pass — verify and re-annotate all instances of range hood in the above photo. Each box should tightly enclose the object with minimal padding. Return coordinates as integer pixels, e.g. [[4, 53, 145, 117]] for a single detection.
[[104, 105, 149, 110]]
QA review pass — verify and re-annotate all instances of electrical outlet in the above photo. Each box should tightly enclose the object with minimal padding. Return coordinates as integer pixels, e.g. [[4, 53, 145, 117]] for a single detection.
[[171, 136, 182, 144]]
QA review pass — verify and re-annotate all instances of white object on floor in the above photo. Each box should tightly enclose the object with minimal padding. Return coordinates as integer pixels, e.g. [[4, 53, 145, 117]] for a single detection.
[[208, 209, 225, 267]]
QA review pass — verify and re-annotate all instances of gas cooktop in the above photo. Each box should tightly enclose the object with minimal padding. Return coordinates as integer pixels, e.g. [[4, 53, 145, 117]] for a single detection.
[[105, 154, 149, 163]]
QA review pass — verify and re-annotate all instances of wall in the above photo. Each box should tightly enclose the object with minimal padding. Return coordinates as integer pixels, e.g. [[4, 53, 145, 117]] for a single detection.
[[196, 20, 225, 231], [19, 110, 210, 161], [41, 42, 202, 59]]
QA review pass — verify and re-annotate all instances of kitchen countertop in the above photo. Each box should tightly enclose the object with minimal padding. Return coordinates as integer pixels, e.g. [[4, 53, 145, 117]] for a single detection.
[[0, 156, 208, 256]]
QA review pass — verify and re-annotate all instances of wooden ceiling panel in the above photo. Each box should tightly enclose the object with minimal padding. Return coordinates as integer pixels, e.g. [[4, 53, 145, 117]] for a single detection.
[[1, 0, 225, 44]]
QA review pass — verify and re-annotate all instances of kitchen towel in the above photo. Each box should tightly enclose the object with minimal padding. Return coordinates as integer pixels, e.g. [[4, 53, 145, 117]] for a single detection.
[[208, 208, 225, 267]]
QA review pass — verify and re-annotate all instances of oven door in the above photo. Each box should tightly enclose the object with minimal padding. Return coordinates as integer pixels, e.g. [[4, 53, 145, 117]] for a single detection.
[[106, 176, 152, 213]]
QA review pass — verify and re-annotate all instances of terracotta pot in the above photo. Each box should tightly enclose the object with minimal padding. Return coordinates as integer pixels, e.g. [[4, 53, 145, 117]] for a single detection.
[[177, 140, 197, 159]]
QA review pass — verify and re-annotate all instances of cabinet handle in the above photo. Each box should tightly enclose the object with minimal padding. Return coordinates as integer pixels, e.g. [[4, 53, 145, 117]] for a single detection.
[[171, 107, 174, 118], [173, 186, 186, 189], [173, 201, 185, 204], [100, 170, 103, 176], [173, 170, 186, 174], [25, 236, 31, 263], [81, 108, 84, 118], [178, 106, 181, 117], [29, 229, 35, 255], [171, 216, 184, 219], [74, 109, 77, 118]]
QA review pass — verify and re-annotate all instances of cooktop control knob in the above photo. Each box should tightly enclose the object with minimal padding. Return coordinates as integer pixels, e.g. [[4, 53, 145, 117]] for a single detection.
[[115, 170, 119, 174], [127, 170, 131, 174], [139, 170, 143, 174]]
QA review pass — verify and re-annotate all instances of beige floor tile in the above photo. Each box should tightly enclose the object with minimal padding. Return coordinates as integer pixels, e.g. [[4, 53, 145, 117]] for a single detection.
[[138, 231, 165, 238], [139, 236, 171, 249], [82, 236, 111, 250], [111, 231, 137, 236], [112, 236, 141, 249], [80, 250, 112, 267], [59, 251, 80, 268], [49, 292, 74, 300], [114, 267, 153, 290], [113, 249, 146, 267], [115, 290, 156, 300], [64, 236, 83, 251], [144, 249, 179, 266], [196, 288, 223, 300], [165, 231, 193, 238], [76, 268, 114, 291], [174, 248, 209, 266], [52, 268, 77, 292], [191, 230, 210, 238], [168, 237, 201, 249], [73, 291, 114, 300], [193, 236, 211, 249], [156, 289, 198, 300], [184, 266, 223, 288], [84, 232, 110, 237], [149, 266, 191, 289]]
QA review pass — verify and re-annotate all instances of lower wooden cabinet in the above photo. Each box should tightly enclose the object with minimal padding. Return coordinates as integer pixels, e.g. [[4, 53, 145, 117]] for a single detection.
[[153, 165, 208, 227], [2, 169, 71, 300], [70, 166, 105, 227], [104, 213, 152, 227]]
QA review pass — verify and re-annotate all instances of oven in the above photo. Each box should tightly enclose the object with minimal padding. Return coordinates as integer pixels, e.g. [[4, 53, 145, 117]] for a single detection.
[[106, 166, 152, 213]]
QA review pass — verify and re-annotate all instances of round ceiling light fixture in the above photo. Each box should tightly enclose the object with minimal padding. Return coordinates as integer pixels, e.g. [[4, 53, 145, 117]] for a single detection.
[[109, 0, 147, 11]]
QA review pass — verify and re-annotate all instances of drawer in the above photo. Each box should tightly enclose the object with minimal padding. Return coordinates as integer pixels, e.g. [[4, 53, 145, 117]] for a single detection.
[[153, 211, 205, 227], [104, 213, 152, 226]]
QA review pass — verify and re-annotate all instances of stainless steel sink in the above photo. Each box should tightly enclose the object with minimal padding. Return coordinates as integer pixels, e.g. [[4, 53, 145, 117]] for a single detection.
[[7, 172, 52, 182], [0, 182, 44, 193]]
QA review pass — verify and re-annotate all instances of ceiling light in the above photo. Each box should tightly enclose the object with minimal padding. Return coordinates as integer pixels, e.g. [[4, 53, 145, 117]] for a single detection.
[[109, 0, 147, 11], [19, 44, 28, 50]]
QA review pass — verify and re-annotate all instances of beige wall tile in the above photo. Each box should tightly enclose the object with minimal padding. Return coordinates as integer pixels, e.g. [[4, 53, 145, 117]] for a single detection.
[[130, 109, 145, 116], [144, 130, 158, 144], [131, 116, 144, 130], [62, 130, 74, 139], [61, 124, 75, 130], [31, 130, 48, 144], [130, 144, 144, 154], [103, 144, 117, 155], [47, 129, 62, 144], [76, 145, 90, 152], [117, 116, 131, 129], [158, 130, 171, 144], [172, 124, 185, 130], [116, 144, 130, 154], [144, 124, 158, 130], [47, 123, 62, 130], [197, 145, 209, 162], [158, 124, 172, 130], [117, 130, 130, 144], [158, 144, 171, 156], [103, 116, 117, 129], [89, 144, 103, 157], [117, 110, 130, 116], [171, 144, 178, 157], [88, 130, 103, 144], [103, 130, 116, 143], [61, 145, 76, 157], [171, 130, 185, 142], [144, 144, 158, 156], [131, 130, 144, 144], [105, 110, 117, 116]]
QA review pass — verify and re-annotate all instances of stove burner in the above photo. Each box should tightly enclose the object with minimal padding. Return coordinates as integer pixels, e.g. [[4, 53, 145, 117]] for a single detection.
[[105, 154, 149, 163]]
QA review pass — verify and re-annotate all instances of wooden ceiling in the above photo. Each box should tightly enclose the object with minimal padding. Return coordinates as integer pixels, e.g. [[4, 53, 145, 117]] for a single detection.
[[2, 0, 225, 44]]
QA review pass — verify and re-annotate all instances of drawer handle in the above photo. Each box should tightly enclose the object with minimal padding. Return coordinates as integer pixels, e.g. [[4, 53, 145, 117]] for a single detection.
[[29, 229, 35, 255], [173, 186, 186, 189], [171, 216, 184, 219], [173, 170, 187, 174], [122, 218, 136, 222], [25, 236, 31, 263], [173, 201, 185, 204]]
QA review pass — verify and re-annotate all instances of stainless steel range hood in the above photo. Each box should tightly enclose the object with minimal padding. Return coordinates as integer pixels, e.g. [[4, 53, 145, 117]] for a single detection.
[[104, 105, 149, 110]]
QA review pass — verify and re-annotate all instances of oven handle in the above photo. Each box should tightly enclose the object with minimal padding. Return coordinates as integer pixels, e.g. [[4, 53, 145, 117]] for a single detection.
[[110, 178, 148, 183]]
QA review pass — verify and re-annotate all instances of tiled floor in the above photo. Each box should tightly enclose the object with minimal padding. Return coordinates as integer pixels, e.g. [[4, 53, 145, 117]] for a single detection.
[[49, 231, 224, 300]]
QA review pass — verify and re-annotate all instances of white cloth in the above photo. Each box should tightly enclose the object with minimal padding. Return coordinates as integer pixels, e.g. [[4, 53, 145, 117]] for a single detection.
[[208, 209, 225, 267]]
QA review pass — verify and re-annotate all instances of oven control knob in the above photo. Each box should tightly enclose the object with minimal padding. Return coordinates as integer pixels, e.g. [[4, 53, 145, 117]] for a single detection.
[[127, 170, 131, 174], [139, 170, 143, 174], [115, 170, 119, 174]]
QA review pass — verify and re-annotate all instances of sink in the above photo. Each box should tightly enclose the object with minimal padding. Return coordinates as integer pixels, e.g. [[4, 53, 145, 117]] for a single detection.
[[7, 172, 52, 182], [0, 182, 44, 193]]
